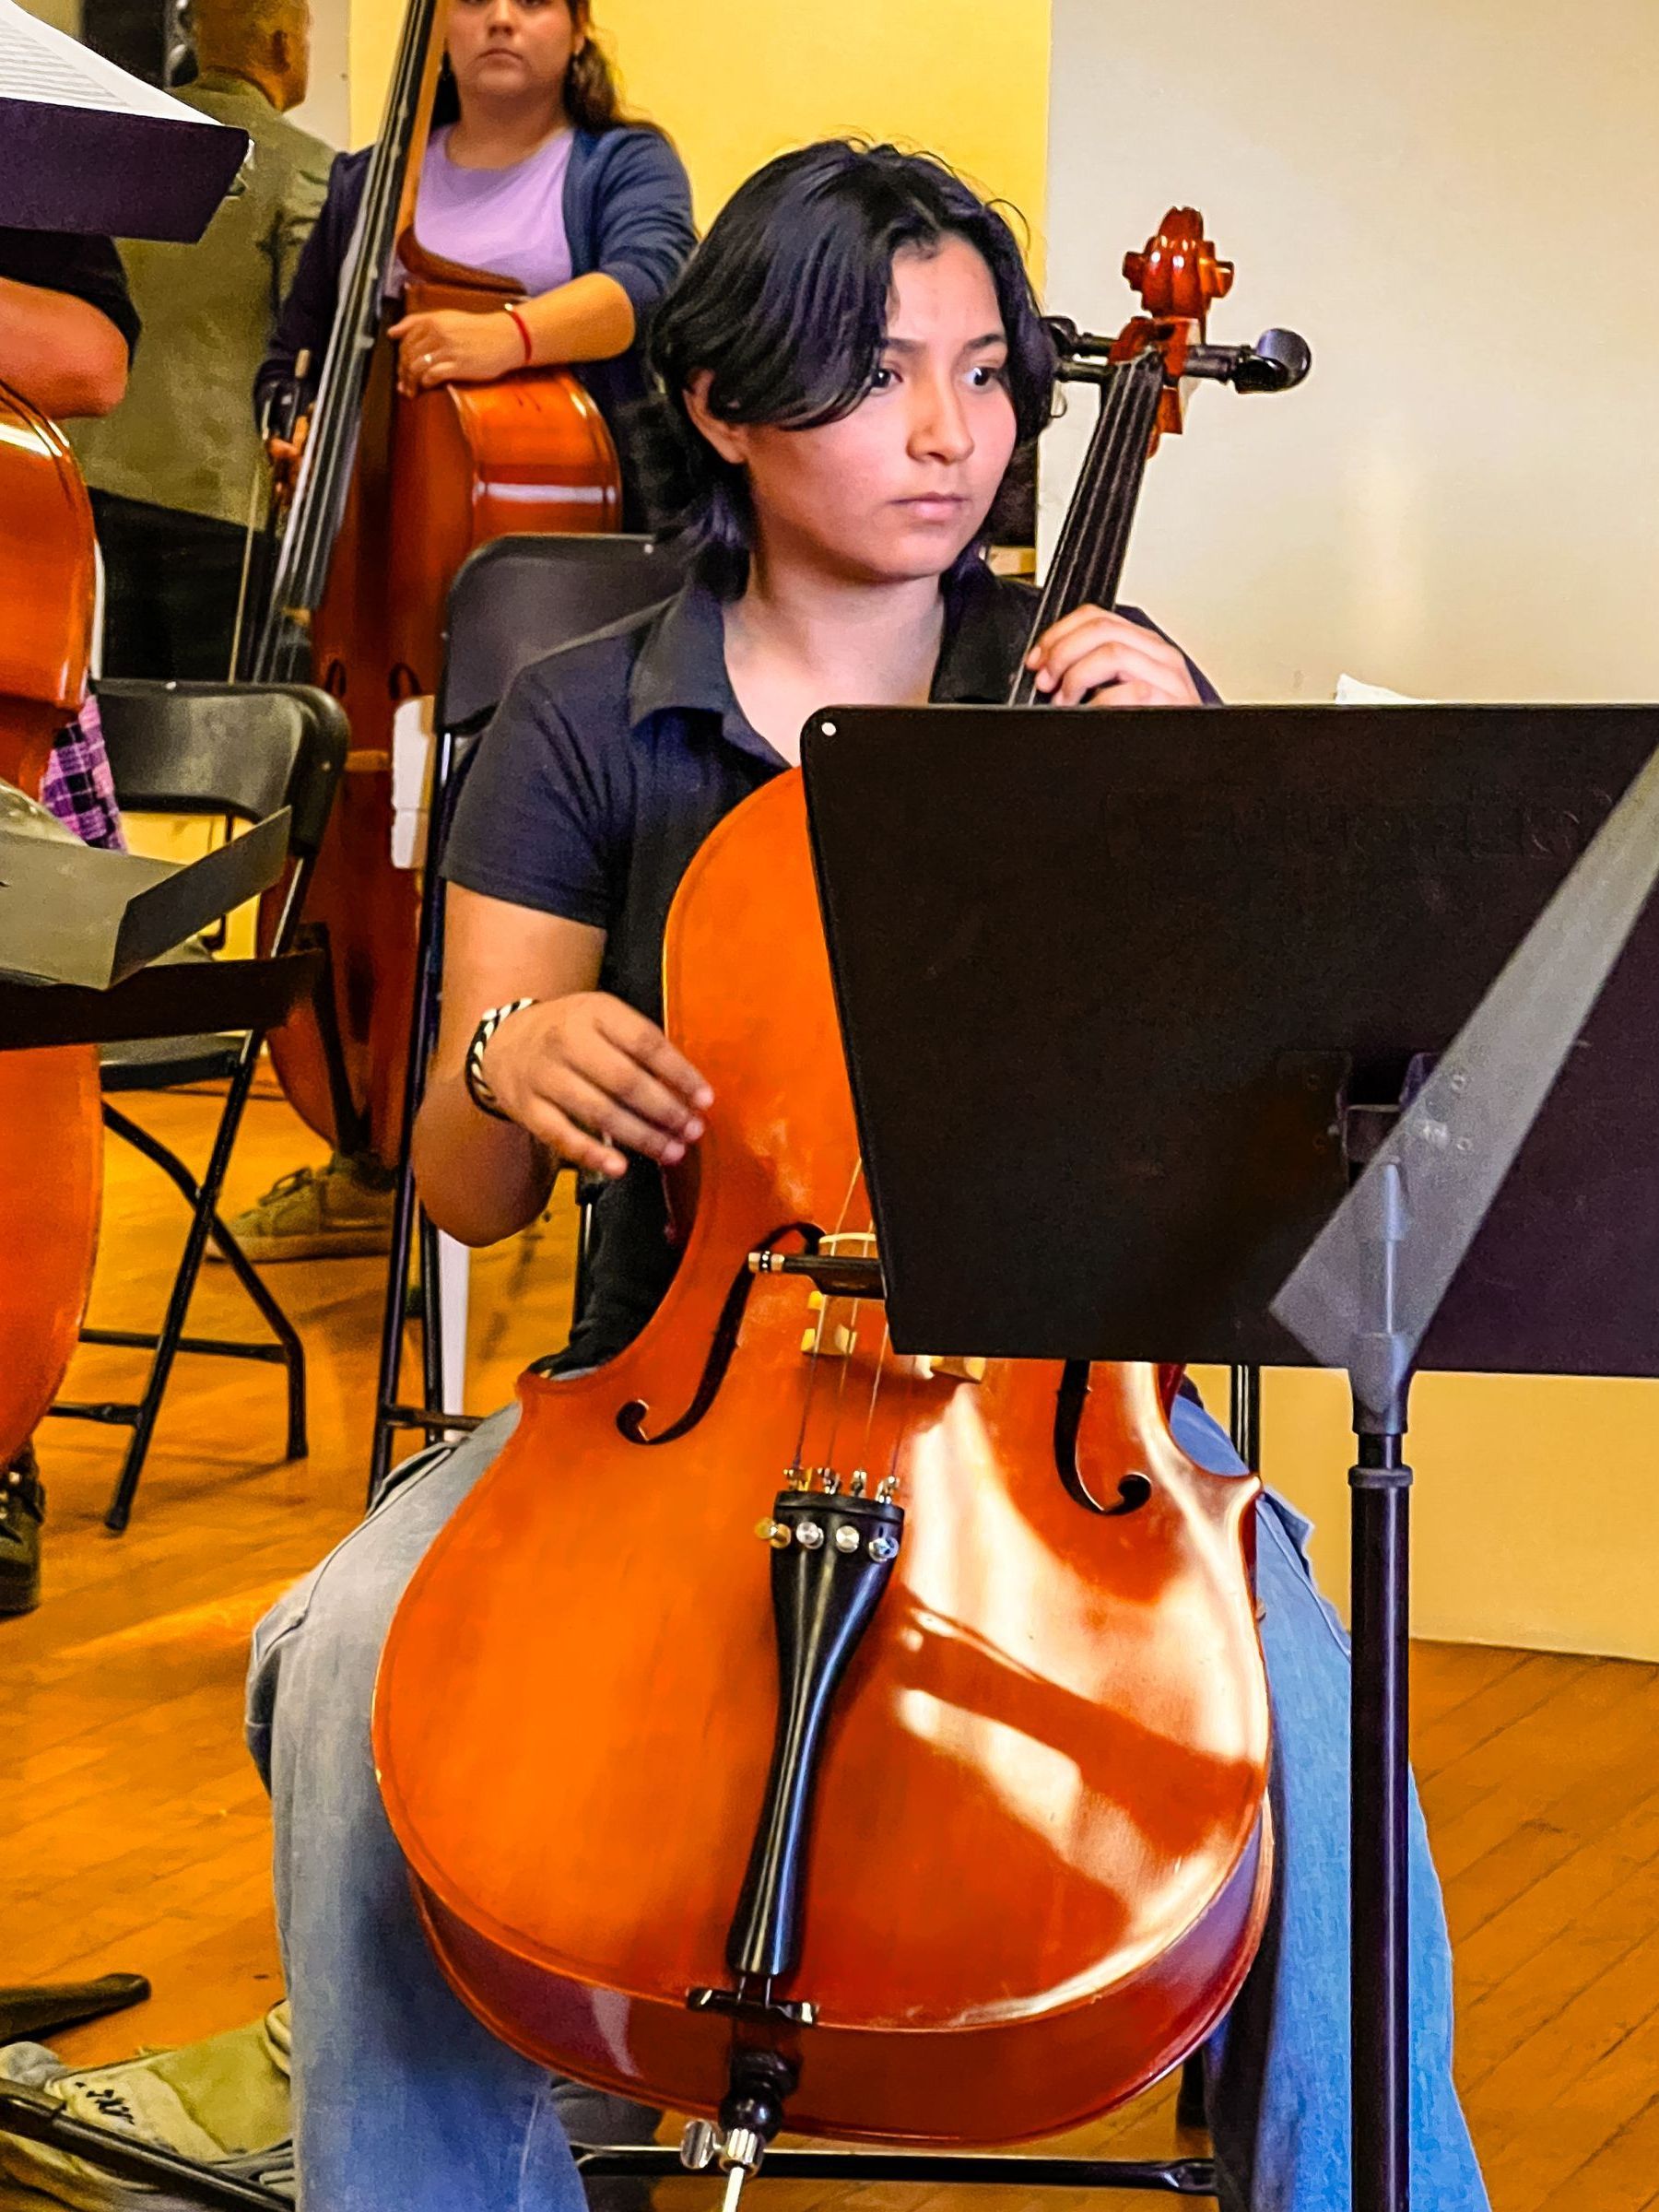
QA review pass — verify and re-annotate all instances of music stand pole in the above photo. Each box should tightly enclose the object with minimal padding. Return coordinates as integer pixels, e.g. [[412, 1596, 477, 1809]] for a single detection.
[[1343, 1162, 1414, 2211]]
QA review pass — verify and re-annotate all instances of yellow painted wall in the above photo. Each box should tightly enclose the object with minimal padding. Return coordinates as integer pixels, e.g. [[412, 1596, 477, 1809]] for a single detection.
[[1189, 1366, 1659, 1665], [346, 0, 1051, 261]]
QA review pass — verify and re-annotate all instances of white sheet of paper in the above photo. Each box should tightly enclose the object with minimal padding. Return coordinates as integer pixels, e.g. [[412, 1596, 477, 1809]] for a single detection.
[[1335, 674, 1432, 707], [0, 0, 218, 126]]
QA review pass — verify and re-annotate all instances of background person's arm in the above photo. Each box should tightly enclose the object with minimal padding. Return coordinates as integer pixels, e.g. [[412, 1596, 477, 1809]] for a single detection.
[[0, 275, 129, 418]]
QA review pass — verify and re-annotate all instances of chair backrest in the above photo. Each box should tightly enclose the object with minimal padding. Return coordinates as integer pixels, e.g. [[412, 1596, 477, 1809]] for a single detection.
[[438, 532, 690, 735], [93, 681, 349, 861]]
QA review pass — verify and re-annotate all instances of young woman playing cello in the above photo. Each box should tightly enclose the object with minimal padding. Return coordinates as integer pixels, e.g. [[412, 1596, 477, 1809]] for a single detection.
[[246, 143, 1489, 2212], [229, 0, 695, 1262]]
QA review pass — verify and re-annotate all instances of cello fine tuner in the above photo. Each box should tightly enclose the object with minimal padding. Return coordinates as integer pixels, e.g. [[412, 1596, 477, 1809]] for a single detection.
[[754, 1517, 792, 1548], [877, 1474, 900, 1503], [783, 1464, 811, 1491], [816, 1468, 841, 1494], [848, 1469, 867, 1496], [680, 2120, 721, 2171]]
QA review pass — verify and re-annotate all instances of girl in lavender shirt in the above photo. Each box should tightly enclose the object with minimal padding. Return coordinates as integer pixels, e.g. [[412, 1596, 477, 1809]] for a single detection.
[[260, 0, 694, 511], [244, 0, 693, 1260]]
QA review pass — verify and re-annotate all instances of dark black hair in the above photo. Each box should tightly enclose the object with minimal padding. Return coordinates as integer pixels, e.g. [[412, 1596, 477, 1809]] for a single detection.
[[642, 139, 1057, 592]]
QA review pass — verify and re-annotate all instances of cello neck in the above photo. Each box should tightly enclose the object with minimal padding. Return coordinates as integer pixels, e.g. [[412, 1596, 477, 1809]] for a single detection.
[[1006, 346, 1164, 707]]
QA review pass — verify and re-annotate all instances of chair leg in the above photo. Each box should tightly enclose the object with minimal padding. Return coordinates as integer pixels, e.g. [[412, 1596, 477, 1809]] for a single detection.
[[1176, 2049, 1207, 2131], [370, 792, 453, 1507], [205, 1209, 307, 1457], [100, 1051, 303, 1531], [369, 1141, 423, 1507], [418, 1206, 445, 1411]]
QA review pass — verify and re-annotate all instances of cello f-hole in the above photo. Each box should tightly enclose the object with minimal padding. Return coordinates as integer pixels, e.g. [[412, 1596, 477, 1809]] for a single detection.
[[607, 1222, 823, 1447], [1053, 1360, 1152, 1515]]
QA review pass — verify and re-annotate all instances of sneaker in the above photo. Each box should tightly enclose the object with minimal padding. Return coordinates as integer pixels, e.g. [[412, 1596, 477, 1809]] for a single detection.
[[211, 1152, 397, 1265], [0, 1447, 43, 1617]]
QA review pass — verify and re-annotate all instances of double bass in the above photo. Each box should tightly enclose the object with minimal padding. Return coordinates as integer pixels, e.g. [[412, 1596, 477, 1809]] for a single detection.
[[251, 0, 621, 1164], [376, 217, 1309, 2168], [0, 386, 102, 1468]]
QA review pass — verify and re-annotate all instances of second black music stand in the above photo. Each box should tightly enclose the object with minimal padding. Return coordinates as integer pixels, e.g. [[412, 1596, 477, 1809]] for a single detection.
[[799, 697, 1659, 2212]]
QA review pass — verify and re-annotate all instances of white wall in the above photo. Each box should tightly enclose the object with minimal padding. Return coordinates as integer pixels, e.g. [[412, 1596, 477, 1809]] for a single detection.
[[1043, 0, 1659, 706], [1044, 1, 1659, 1658], [288, 0, 349, 150]]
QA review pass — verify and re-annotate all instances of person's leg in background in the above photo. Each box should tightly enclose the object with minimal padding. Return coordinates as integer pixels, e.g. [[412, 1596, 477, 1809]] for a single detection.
[[88, 488, 252, 683]]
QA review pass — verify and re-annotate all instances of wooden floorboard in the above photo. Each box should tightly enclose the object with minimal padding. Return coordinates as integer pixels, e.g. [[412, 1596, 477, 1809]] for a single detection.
[[6, 1086, 1656, 2212]]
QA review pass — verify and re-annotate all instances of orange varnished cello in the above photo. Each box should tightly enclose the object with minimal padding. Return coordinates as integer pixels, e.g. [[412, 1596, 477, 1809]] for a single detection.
[[0, 383, 102, 1467], [376, 218, 1309, 2156], [251, 0, 620, 1163]]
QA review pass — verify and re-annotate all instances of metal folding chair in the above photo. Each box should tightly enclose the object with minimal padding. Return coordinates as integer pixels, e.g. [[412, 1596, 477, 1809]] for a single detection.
[[47, 681, 347, 1531], [370, 533, 688, 1499]]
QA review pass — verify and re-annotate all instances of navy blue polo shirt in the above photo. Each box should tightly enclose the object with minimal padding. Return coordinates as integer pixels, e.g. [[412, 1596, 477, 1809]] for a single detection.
[[442, 563, 1216, 1368]]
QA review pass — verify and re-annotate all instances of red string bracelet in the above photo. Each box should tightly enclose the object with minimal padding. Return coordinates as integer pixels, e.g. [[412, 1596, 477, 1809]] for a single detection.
[[503, 302, 534, 365]]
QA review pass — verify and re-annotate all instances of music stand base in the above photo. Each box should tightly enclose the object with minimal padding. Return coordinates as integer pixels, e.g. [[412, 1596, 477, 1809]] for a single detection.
[[576, 2145, 1218, 2195]]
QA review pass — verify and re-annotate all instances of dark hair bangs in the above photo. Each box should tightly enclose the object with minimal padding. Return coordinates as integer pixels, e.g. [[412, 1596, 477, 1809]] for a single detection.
[[641, 139, 1057, 587]]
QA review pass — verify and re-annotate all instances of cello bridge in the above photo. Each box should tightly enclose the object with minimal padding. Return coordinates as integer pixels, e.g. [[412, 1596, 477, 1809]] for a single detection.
[[797, 1229, 878, 1361]]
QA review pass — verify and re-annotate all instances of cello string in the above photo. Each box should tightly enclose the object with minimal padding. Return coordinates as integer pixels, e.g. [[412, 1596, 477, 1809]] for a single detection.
[[1015, 359, 1139, 702], [788, 1158, 867, 1475], [860, 1318, 893, 1474], [1053, 362, 1136, 611], [820, 1162, 872, 1471]]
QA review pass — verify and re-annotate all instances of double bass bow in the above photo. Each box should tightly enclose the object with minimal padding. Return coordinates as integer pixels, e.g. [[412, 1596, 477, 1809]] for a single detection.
[[250, 0, 621, 1166], [376, 211, 1309, 2171], [0, 383, 102, 1469]]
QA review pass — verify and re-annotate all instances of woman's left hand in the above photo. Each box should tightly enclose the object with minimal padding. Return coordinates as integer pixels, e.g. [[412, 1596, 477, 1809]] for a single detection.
[[389, 307, 525, 397], [1024, 605, 1203, 707]]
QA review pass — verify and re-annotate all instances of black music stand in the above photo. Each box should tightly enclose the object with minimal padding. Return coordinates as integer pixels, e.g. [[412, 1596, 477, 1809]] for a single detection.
[[798, 698, 1659, 2212]]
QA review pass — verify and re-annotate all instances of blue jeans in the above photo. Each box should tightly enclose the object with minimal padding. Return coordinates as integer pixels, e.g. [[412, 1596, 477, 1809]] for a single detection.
[[246, 1391, 1489, 2212]]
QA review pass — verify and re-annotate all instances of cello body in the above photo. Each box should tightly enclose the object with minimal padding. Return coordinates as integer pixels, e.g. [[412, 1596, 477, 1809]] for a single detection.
[[374, 772, 1272, 2143], [0, 382, 103, 1465]]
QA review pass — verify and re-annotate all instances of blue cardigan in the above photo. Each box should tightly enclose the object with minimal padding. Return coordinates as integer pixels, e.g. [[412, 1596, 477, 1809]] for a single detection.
[[255, 124, 695, 504]]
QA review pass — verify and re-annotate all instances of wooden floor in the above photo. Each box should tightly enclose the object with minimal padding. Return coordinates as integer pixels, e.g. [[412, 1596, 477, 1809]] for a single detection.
[[6, 1083, 1659, 2210]]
